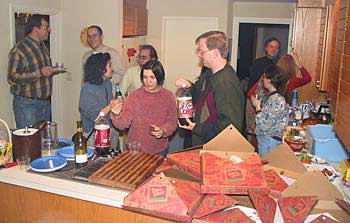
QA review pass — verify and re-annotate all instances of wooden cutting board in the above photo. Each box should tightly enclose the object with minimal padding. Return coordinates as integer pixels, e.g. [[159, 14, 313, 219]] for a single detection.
[[88, 152, 164, 190]]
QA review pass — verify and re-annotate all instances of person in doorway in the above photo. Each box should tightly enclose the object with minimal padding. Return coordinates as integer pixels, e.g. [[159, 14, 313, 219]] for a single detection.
[[245, 37, 281, 148], [250, 65, 289, 156], [176, 31, 244, 147], [8, 14, 57, 128], [247, 49, 312, 103], [82, 25, 124, 87], [120, 44, 158, 96], [111, 60, 177, 156], [79, 53, 119, 150]]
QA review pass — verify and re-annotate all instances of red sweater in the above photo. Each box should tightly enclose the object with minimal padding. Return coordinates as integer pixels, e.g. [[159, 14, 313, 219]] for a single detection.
[[247, 67, 312, 98], [111, 86, 177, 154]]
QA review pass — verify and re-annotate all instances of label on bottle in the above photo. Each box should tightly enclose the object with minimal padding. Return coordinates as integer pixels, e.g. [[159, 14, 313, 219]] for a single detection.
[[95, 124, 110, 147], [76, 154, 88, 163], [177, 97, 193, 118]]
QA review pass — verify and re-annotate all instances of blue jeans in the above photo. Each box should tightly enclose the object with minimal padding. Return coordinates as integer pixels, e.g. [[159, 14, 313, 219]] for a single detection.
[[256, 135, 282, 157], [157, 148, 169, 157], [13, 95, 51, 128]]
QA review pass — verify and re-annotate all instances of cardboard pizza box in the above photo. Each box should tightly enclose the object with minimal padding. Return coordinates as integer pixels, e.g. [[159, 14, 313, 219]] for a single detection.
[[262, 143, 307, 179], [123, 172, 203, 223], [193, 194, 238, 219], [281, 171, 348, 222], [248, 188, 277, 223], [191, 208, 254, 223], [201, 152, 267, 194]]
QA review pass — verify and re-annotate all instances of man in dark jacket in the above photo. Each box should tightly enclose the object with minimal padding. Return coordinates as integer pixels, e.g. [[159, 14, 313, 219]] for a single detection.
[[176, 31, 244, 147], [247, 37, 280, 91]]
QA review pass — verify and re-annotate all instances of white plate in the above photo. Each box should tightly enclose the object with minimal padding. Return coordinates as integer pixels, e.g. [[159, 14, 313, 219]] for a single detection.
[[30, 156, 67, 172], [56, 146, 94, 161]]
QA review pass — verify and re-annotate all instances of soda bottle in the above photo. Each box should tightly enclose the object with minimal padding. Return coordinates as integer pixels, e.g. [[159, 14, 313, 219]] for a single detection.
[[177, 84, 193, 125], [72, 121, 87, 167], [115, 84, 123, 100], [94, 112, 110, 156]]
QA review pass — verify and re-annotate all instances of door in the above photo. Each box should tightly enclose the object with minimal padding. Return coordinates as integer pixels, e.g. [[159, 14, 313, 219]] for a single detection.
[[162, 17, 218, 93]]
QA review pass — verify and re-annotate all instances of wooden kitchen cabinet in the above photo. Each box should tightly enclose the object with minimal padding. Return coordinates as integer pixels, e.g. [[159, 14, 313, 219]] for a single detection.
[[123, 0, 148, 36], [292, 7, 325, 102], [332, 0, 350, 150]]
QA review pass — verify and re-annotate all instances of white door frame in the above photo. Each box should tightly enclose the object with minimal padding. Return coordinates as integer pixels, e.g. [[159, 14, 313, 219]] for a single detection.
[[9, 4, 63, 136], [230, 17, 293, 70]]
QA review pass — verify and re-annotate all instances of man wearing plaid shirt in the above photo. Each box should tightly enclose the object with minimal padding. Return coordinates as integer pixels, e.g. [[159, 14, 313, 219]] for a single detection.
[[8, 14, 56, 128]]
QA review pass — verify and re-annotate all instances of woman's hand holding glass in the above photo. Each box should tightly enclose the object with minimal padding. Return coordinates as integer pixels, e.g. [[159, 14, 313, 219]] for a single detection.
[[110, 99, 124, 115]]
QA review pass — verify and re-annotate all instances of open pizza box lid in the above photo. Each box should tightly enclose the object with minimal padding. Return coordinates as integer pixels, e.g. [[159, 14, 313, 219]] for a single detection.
[[200, 124, 256, 160], [261, 143, 307, 179], [281, 171, 349, 222]]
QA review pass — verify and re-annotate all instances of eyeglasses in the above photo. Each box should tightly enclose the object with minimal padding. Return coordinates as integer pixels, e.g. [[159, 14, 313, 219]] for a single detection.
[[137, 55, 150, 60], [40, 25, 50, 31]]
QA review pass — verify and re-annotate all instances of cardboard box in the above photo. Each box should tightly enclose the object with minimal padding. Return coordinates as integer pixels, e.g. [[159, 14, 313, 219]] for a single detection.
[[167, 152, 201, 179], [262, 143, 307, 179], [248, 188, 277, 223], [123, 172, 202, 223], [191, 208, 254, 223], [201, 152, 267, 194], [278, 196, 318, 223], [281, 171, 348, 222], [193, 194, 238, 219], [264, 169, 289, 199]]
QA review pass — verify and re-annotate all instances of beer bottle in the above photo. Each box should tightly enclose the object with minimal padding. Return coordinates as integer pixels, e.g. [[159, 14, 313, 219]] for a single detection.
[[115, 84, 123, 100], [73, 121, 88, 167], [177, 84, 193, 125]]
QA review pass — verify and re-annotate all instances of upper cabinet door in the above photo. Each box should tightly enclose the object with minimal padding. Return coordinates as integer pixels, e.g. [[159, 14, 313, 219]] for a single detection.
[[123, 0, 148, 36]]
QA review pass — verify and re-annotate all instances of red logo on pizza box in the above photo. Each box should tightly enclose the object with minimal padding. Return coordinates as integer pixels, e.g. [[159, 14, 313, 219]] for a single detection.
[[149, 186, 167, 201]]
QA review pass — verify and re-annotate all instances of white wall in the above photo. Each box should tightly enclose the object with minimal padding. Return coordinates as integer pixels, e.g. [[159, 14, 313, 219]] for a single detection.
[[59, 0, 123, 137]]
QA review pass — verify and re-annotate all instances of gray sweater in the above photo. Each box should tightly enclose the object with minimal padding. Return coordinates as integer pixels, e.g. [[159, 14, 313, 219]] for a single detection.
[[79, 79, 113, 132]]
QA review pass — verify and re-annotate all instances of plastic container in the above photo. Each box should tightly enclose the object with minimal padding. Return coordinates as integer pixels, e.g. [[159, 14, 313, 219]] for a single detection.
[[307, 124, 349, 163]]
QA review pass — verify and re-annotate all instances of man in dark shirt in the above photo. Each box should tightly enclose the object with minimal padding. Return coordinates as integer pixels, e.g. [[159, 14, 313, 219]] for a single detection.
[[247, 37, 280, 91], [176, 31, 244, 147], [8, 14, 56, 128]]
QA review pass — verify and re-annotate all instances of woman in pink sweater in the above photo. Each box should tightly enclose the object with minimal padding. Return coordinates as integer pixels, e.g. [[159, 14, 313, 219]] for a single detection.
[[111, 60, 177, 156]]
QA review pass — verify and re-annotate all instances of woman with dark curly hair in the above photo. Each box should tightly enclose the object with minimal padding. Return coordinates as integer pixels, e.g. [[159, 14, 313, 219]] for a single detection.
[[79, 52, 118, 151], [110, 60, 177, 156]]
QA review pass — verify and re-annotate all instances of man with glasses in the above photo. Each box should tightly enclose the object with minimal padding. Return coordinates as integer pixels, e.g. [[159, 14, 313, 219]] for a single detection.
[[176, 31, 244, 147], [8, 14, 56, 128], [120, 45, 158, 96], [82, 25, 124, 88]]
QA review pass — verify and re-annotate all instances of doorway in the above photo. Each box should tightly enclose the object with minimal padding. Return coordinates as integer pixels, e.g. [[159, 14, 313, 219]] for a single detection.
[[230, 17, 293, 72], [236, 23, 290, 80], [9, 4, 63, 136]]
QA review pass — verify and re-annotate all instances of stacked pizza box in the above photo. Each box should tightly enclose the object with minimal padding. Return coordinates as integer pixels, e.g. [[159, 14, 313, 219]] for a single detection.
[[123, 125, 349, 223]]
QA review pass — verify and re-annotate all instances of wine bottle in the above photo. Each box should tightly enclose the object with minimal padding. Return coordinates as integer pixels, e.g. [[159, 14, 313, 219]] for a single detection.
[[73, 121, 88, 167]]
